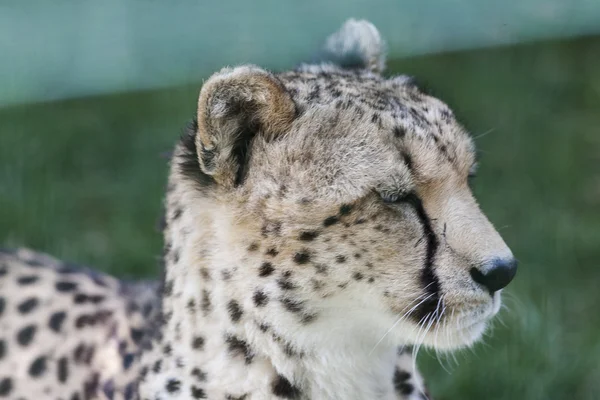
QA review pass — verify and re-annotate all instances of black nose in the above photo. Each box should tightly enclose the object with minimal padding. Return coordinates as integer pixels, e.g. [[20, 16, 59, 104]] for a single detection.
[[470, 258, 517, 294]]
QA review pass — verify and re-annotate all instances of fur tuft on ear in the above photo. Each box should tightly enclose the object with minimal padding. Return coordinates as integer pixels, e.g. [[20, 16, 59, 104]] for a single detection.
[[314, 19, 386, 73], [195, 66, 296, 187]]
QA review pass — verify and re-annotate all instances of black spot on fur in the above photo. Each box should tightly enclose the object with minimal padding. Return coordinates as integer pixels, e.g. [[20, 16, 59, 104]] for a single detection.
[[191, 367, 207, 381], [191, 386, 207, 398], [339, 204, 353, 215], [153, 360, 162, 373], [73, 293, 105, 304], [72, 343, 95, 366], [124, 382, 136, 400], [253, 290, 269, 307], [301, 313, 317, 324], [0, 298, 5, 318], [281, 298, 304, 313], [16, 324, 36, 346], [84, 373, 100, 398], [163, 280, 174, 296], [221, 270, 232, 281], [0, 378, 12, 396], [58, 356, 69, 383], [55, 281, 78, 292], [166, 378, 181, 393], [102, 380, 115, 399], [353, 272, 364, 281], [395, 378, 414, 396], [139, 365, 149, 382], [323, 216, 339, 227], [298, 231, 319, 241], [225, 334, 254, 364], [277, 271, 297, 290], [394, 126, 406, 138], [201, 289, 212, 315], [259, 262, 275, 277], [129, 328, 144, 344], [123, 353, 135, 370], [192, 336, 205, 350], [17, 275, 39, 285], [172, 207, 183, 220], [314, 264, 328, 275], [265, 248, 279, 257], [272, 375, 301, 399], [17, 297, 38, 314], [0, 340, 5, 360], [192, 367, 206, 382], [187, 298, 197, 313], [293, 251, 310, 265], [29, 355, 47, 377], [227, 300, 243, 322], [74, 314, 95, 329], [226, 395, 248, 400], [336, 255, 346, 263], [247, 242, 259, 252], [73, 344, 86, 363], [395, 368, 411, 384], [200, 268, 211, 281]]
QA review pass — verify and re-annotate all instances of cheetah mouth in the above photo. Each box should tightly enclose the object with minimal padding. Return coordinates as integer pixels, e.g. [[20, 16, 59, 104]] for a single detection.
[[408, 294, 503, 350], [437, 298, 503, 348]]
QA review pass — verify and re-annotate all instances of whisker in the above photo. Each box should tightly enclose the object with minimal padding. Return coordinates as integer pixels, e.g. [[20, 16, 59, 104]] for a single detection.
[[368, 292, 435, 355], [412, 296, 444, 373], [433, 300, 452, 374], [412, 312, 436, 373], [473, 127, 496, 140]]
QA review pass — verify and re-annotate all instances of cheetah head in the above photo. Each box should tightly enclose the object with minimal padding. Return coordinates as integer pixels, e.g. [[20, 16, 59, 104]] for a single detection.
[[173, 20, 516, 354]]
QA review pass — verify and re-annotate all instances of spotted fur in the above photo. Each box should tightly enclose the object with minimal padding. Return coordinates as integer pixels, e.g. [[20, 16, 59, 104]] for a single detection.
[[137, 19, 514, 400], [0, 248, 159, 399], [1, 19, 516, 400]]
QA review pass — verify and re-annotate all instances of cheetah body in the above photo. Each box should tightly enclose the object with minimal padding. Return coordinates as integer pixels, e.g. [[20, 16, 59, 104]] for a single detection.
[[0, 19, 516, 400], [0, 248, 159, 399]]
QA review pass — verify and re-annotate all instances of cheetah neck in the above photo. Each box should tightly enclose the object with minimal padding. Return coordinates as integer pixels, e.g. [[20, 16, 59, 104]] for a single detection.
[[138, 174, 413, 400]]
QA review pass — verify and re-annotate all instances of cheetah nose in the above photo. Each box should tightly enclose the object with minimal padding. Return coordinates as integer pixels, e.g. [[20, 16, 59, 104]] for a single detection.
[[470, 258, 517, 294]]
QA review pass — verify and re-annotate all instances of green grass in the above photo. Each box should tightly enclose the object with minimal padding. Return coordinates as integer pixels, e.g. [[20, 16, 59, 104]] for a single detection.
[[1, 36, 600, 399]]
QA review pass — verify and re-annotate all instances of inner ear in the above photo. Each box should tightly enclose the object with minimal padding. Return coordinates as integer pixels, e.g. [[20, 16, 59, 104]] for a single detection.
[[195, 66, 296, 187]]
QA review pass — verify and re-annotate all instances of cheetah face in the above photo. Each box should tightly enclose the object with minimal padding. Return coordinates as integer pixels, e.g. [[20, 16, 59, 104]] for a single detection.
[[186, 63, 516, 352]]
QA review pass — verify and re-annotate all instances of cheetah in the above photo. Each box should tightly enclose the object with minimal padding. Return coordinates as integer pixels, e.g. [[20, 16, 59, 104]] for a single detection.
[[0, 19, 516, 400], [0, 248, 160, 399]]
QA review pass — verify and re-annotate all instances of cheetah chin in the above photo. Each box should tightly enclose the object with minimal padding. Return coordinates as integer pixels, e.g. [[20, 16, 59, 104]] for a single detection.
[[0, 19, 516, 400]]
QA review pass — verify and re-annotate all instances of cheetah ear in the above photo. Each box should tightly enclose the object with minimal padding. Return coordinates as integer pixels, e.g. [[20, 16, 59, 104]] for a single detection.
[[315, 19, 386, 73], [195, 65, 296, 187]]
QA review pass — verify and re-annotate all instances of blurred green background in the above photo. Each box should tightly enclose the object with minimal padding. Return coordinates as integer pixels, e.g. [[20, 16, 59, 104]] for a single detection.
[[1, 3, 600, 400]]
